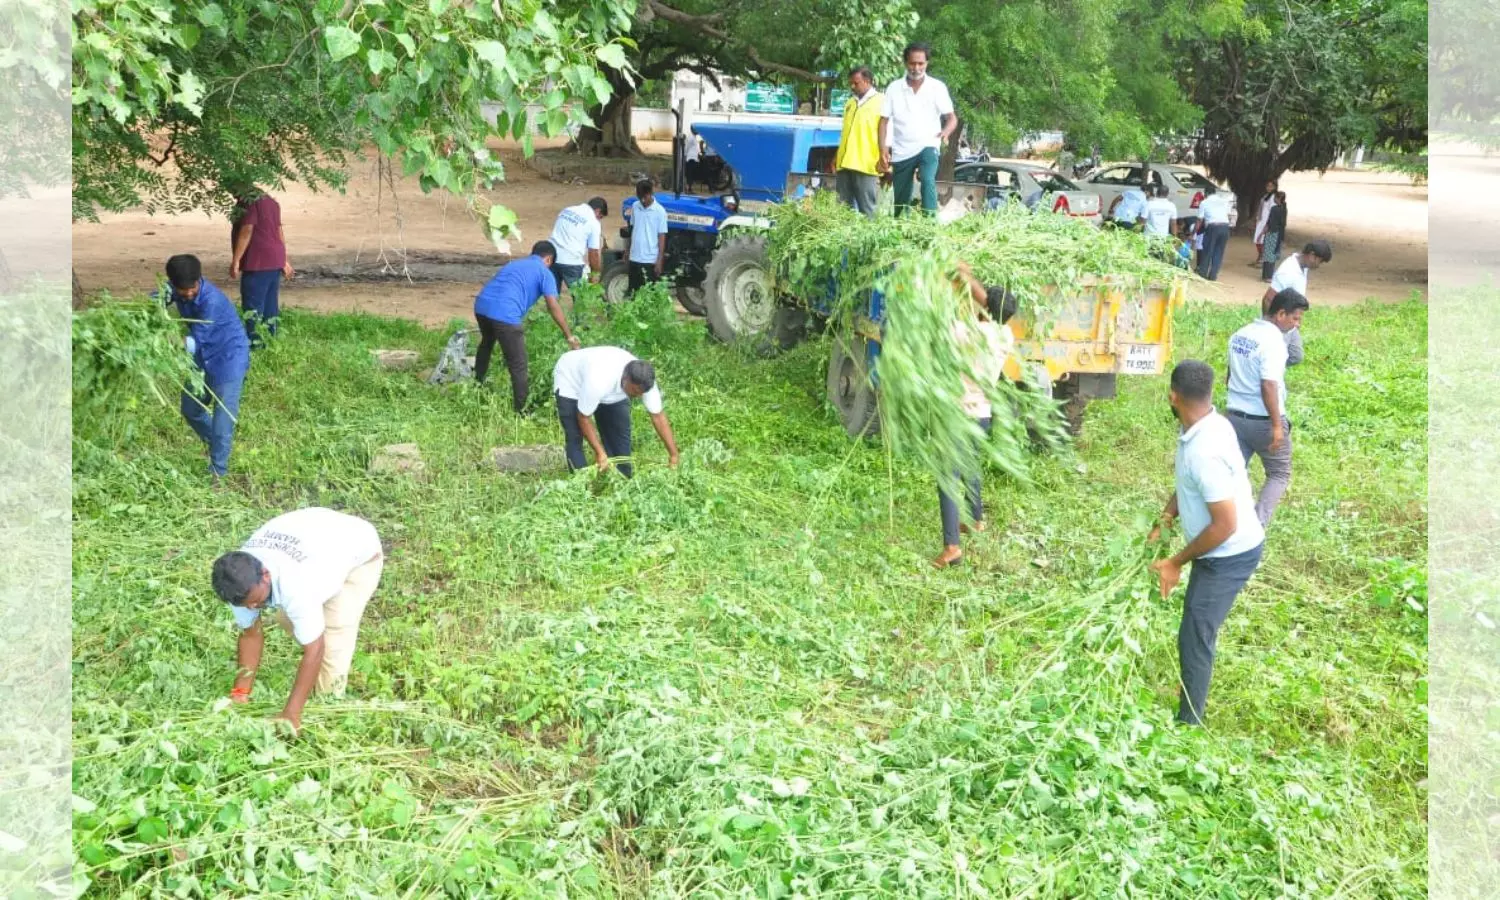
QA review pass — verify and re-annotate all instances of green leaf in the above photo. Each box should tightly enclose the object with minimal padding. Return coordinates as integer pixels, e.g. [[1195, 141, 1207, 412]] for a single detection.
[[174, 71, 205, 116], [532, 10, 558, 40], [368, 49, 398, 76], [395, 33, 416, 57], [136, 816, 168, 843], [324, 26, 362, 62], [595, 44, 628, 71], [196, 3, 227, 32], [292, 849, 320, 873], [178, 24, 201, 50], [473, 40, 507, 71], [545, 108, 568, 136], [487, 204, 518, 233], [591, 74, 613, 107], [543, 89, 566, 110]]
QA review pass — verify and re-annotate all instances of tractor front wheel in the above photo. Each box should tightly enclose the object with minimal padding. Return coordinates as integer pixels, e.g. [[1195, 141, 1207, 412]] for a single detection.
[[704, 233, 777, 344], [600, 259, 632, 304], [675, 284, 708, 316]]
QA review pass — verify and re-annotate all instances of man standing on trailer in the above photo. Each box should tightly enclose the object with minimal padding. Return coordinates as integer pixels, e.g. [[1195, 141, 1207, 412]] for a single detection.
[[553, 345, 680, 478], [1150, 360, 1266, 726], [548, 197, 608, 290], [879, 42, 957, 216], [834, 66, 885, 218]]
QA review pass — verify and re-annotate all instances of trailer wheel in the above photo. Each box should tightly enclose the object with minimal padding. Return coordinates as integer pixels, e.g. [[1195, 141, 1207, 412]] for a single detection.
[[704, 233, 775, 343], [600, 259, 632, 304], [675, 285, 707, 316], [1052, 378, 1089, 437], [827, 334, 881, 439]]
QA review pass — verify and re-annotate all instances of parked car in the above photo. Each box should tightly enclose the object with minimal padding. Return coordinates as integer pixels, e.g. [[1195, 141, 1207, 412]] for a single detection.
[[1082, 163, 1238, 227], [952, 161, 1103, 225]]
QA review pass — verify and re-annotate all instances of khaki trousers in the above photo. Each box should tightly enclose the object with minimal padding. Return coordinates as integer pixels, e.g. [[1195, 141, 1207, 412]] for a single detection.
[[276, 553, 383, 695]]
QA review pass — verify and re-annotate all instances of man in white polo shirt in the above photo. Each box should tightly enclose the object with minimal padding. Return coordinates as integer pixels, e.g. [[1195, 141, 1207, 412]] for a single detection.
[[553, 345, 680, 477], [548, 197, 608, 290], [1149, 360, 1266, 726], [1193, 188, 1234, 281], [878, 41, 956, 216], [1263, 239, 1331, 367], [212, 507, 384, 733], [1226, 288, 1308, 526]]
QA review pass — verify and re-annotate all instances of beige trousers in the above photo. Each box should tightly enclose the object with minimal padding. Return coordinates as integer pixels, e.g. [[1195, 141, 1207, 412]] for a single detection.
[[277, 553, 383, 695]]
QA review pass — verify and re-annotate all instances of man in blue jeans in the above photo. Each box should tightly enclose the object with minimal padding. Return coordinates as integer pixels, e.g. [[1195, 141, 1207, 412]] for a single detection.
[[1149, 359, 1266, 725], [879, 42, 956, 216], [230, 187, 294, 348], [164, 254, 251, 482]]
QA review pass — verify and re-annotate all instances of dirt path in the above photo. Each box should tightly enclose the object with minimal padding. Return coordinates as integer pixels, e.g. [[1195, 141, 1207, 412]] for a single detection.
[[72, 142, 1426, 327]]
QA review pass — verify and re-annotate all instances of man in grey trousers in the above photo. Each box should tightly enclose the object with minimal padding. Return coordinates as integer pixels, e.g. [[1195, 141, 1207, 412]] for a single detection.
[[1150, 360, 1267, 726], [1226, 288, 1308, 526]]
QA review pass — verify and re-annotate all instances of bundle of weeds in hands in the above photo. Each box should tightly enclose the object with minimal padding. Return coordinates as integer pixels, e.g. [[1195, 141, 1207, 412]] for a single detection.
[[73, 294, 204, 418], [766, 196, 1183, 493]]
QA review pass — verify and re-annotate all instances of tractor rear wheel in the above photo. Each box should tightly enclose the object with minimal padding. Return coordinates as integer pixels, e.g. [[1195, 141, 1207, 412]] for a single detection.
[[704, 233, 776, 344], [827, 333, 881, 439]]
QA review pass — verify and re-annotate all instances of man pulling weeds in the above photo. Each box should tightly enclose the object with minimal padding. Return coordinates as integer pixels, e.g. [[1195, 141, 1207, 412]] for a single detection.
[[213, 508, 385, 734], [1150, 360, 1265, 726], [553, 346, 680, 477], [163, 254, 250, 483], [473, 240, 581, 414], [1227, 288, 1309, 526]]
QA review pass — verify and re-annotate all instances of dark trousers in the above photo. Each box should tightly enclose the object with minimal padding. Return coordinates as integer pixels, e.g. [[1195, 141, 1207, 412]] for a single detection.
[[475, 314, 529, 413], [628, 262, 660, 293], [1195, 223, 1231, 281], [551, 263, 585, 288], [241, 269, 282, 346], [891, 147, 940, 215], [939, 417, 992, 545], [181, 369, 246, 477], [556, 392, 635, 477], [1177, 543, 1264, 725]]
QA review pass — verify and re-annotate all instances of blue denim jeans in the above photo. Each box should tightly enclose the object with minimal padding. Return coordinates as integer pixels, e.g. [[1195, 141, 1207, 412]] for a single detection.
[[939, 417, 992, 545], [181, 371, 246, 476], [240, 269, 282, 345]]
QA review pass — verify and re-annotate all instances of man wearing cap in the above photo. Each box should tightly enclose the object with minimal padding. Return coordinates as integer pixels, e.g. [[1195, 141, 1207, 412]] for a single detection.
[[1263, 239, 1332, 367], [548, 197, 609, 290], [1227, 288, 1309, 527], [163, 254, 251, 482], [553, 345, 680, 478], [213, 507, 384, 733], [1150, 360, 1266, 726]]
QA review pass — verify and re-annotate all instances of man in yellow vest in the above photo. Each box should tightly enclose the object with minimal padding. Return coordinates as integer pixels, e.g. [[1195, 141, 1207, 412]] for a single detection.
[[834, 66, 885, 218]]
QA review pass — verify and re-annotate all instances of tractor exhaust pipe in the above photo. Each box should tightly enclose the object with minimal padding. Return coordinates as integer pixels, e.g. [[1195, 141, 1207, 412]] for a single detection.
[[671, 99, 687, 198]]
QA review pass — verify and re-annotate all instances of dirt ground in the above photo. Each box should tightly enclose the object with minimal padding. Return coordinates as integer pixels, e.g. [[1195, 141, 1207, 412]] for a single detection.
[[72, 139, 1427, 327]]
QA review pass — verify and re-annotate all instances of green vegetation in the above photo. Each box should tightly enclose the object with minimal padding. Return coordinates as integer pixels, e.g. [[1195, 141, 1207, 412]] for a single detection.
[[73, 291, 1426, 897]]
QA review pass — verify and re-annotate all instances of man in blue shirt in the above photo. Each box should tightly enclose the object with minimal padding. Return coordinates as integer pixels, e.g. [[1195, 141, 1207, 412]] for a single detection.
[[626, 180, 669, 293], [1106, 183, 1149, 230], [164, 254, 251, 481], [473, 240, 581, 414]]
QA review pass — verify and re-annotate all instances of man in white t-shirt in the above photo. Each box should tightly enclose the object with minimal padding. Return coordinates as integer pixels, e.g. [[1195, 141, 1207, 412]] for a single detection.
[[1149, 360, 1266, 726], [213, 508, 384, 732], [1193, 189, 1234, 281], [548, 197, 607, 289], [1226, 288, 1308, 527], [1263, 239, 1331, 367], [625, 180, 670, 294], [1143, 184, 1178, 237], [553, 345, 680, 477], [878, 42, 956, 216]]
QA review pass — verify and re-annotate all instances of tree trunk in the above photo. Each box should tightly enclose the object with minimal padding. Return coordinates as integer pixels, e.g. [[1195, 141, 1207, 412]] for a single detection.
[[72, 268, 86, 310], [938, 117, 961, 183], [571, 69, 643, 158]]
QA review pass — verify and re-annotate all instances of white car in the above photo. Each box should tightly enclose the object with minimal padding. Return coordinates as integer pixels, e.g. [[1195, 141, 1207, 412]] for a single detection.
[[1082, 163, 1238, 227], [952, 161, 1103, 225]]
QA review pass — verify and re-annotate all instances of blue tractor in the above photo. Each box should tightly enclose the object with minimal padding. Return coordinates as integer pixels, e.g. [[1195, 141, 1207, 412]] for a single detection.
[[601, 112, 843, 343]]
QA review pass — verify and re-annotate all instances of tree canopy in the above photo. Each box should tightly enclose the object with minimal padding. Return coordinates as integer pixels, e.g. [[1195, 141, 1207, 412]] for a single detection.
[[72, 0, 636, 235]]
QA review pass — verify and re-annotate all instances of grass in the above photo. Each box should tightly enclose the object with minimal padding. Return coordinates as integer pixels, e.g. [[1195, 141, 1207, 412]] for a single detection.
[[72, 290, 1427, 898]]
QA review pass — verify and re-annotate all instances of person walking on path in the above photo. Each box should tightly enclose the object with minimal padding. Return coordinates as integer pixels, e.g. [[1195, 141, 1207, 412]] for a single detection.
[[625, 180, 669, 292], [1263, 239, 1331, 368], [1259, 191, 1288, 282], [1226, 288, 1308, 527], [213, 507, 384, 735], [879, 42, 957, 216], [548, 197, 608, 290], [1149, 360, 1266, 726], [933, 263, 1017, 569], [163, 254, 250, 483], [1250, 179, 1279, 266], [553, 346, 680, 478], [1193, 189, 1233, 281], [473, 240, 581, 414], [230, 186, 295, 348], [834, 66, 885, 218]]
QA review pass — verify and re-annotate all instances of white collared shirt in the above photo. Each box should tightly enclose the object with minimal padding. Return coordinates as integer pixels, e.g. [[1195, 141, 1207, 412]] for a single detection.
[[1271, 254, 1309, 297], [881, 75, 954, 162], [1198, 192, 1232, 225], [1226, 319, 1289, 417], [1175, 411, 1265, 559], [553, 346, 664, 416]]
